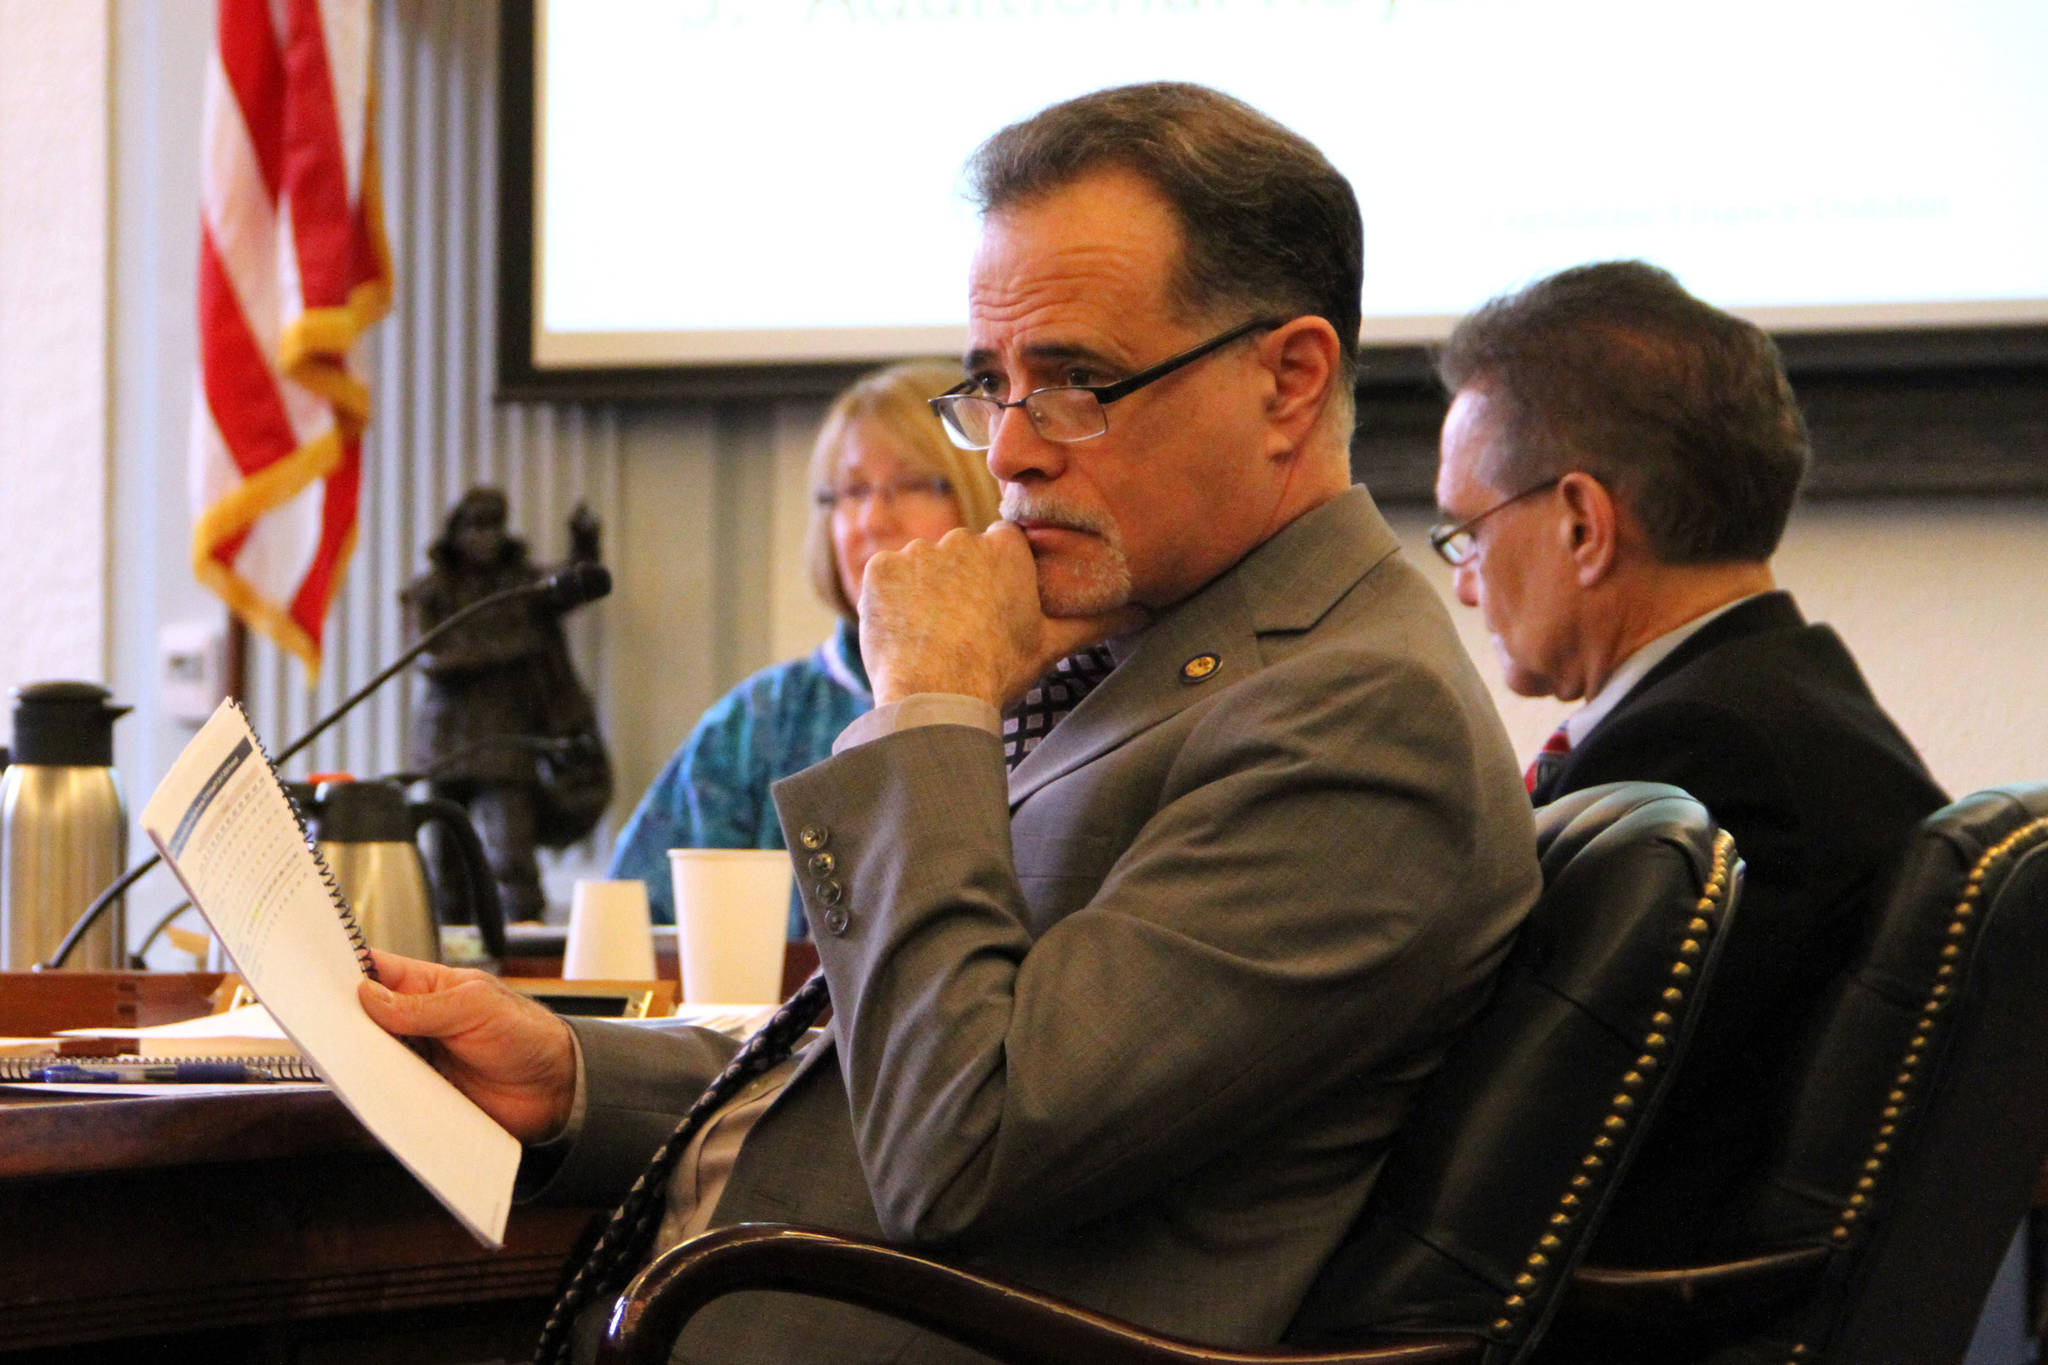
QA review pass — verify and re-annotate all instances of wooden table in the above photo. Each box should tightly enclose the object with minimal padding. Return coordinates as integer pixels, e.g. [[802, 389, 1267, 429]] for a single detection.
[[0, 1086, 600, 1361], [0, 946, 818, 1361], [0, 972, 602, 1361]]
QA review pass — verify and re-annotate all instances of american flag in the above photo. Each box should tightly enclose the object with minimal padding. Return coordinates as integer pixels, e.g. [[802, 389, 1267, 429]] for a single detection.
[[190, 0, 392, 677]]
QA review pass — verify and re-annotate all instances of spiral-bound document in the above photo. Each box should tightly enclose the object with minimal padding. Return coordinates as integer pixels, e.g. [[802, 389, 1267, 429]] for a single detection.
[[141, 699, 518, 1249]]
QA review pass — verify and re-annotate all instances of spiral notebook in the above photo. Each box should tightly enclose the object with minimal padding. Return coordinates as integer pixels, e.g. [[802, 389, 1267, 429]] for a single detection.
[[0, 1053, 323, 1081], [140, 699, 519, 1249]]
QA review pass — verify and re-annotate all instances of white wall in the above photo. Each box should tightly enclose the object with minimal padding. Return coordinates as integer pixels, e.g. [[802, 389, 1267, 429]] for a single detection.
[[104, 0, 218, 815], [1770, 499, 2048, 796], [0, 0, 111, 718]]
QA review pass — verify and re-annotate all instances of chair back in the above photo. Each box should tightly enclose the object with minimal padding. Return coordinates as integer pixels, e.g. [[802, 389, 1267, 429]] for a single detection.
[[1289, 782, 1741, 1365], [1703, 782, 2048, 1365]]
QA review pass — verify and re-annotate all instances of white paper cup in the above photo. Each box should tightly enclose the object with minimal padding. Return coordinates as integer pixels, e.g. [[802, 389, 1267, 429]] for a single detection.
[[562, 879, 657, 981], [667, 849, 791, 1005]]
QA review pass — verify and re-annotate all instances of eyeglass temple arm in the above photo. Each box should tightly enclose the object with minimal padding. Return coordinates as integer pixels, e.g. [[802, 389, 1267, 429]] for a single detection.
[[1088, 316, 1285, 403]]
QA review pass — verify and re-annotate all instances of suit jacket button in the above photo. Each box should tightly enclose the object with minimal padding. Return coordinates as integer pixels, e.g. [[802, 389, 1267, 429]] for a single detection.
[[821, 905, 851, 936], [807, 851, 836, 876], [815, 878, 844, 906], [798, 825, 829, 851]]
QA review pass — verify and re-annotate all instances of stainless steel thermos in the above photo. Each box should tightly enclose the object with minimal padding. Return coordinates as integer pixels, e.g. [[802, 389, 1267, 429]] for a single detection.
[[0, 681, 131, 969], [292, 776, 507, 965]]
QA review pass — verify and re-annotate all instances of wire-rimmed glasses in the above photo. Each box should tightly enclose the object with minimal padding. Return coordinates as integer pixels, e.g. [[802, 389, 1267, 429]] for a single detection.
[[928, 316, 1285, 452], [1427, 478, 1562, 566]]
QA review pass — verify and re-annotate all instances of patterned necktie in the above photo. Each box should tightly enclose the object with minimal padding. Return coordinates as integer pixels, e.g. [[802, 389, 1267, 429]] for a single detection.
[[531, 969, 833, 1365], [1003, 646, 1116, 770], [1524, 723, 1573, 801]]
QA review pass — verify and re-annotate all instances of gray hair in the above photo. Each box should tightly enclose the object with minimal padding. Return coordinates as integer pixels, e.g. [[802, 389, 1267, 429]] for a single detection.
[[966, 82, 1362, 390], [1436, 260, 1810, 564]]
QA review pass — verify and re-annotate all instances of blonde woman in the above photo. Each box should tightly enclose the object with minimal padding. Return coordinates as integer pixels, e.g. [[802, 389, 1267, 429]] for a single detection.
[[608, 360, 999, 933]]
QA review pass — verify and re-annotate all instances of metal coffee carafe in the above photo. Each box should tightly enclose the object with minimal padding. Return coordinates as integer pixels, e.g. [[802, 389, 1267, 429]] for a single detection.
[[294, 777, 505, 963], [1, 681, 131, 969]]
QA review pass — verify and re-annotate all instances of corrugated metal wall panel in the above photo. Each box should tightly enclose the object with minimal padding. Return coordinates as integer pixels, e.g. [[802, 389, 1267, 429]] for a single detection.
[[245, 0, 622, 815]]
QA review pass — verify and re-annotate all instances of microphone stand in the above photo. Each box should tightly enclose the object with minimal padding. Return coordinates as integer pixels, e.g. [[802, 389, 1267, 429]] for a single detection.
[[37, 565, 611, 970]]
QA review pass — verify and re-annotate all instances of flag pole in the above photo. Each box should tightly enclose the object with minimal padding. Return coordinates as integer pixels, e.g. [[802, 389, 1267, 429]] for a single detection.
[[224, 609, 249, 705]]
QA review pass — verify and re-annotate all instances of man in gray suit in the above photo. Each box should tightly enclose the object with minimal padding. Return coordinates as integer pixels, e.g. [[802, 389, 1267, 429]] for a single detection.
[[362, 83, 1539, 1362]]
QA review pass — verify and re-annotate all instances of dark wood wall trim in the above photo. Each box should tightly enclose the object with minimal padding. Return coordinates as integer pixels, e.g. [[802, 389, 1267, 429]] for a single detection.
[[1351, 359, 2048, 506]]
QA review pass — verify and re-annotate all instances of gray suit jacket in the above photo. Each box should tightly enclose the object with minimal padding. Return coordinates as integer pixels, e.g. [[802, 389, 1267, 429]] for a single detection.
[[546, 488, 1540, 1363]]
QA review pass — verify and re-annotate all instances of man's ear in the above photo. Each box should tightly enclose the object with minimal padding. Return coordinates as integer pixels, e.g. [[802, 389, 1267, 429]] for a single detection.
[[1557, 471, 1619, 587], [1259, 316, 1341, 456]]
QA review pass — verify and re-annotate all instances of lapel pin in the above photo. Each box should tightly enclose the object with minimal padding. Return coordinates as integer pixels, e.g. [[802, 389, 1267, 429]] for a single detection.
[[1180, 653, 1221, 683]]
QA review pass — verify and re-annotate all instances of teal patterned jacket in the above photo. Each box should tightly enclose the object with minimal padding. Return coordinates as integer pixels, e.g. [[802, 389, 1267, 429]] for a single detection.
[[607, 619, 871, 936]]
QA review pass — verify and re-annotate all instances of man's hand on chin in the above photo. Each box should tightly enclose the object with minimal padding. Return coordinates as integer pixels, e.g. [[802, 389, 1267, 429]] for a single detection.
[[859, 521, 1145, 709]]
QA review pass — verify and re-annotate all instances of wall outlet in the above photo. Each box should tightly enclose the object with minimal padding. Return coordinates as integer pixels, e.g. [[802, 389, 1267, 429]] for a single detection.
[[159, 619, 227, 724]]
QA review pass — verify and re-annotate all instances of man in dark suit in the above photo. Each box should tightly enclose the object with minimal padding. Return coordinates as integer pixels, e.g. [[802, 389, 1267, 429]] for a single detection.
[[362, 84, 1540, 1363], [1431, 260, 1948, 1264]]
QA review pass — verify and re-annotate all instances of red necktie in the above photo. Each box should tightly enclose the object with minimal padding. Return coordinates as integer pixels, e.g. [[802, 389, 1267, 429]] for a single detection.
[[1524, 723, 1572, 796]]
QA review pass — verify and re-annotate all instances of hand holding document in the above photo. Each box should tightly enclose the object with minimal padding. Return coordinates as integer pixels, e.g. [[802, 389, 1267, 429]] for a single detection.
[[356, 949, 580, 1147], [141, 701, 519, 1249]]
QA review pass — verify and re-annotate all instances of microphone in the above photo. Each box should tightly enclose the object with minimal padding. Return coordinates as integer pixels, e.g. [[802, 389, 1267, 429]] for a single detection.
[[39, 563, 612, 969], [539, 562, 610, 612]]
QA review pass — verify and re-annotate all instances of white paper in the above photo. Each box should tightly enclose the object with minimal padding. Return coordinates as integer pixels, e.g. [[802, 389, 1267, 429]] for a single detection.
[[666, 1003, 777, 1038], [141, 701, 518, 1249], [121, 1001, 287, 1039], [59, 1001, 299, 1057]]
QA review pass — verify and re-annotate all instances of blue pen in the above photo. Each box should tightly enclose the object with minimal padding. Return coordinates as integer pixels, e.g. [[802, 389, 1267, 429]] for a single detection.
[[29, 1062, 281, 1084]]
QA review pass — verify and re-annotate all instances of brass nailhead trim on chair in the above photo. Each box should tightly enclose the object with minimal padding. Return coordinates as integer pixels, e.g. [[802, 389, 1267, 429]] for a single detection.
[[1790, 814, 2048, 1365], [1494, 829, 1737, 1340]]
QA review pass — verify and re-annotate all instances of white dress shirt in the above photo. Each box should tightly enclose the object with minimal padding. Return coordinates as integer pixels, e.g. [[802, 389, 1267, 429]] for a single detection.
[[1563, 595, 1762, 749]]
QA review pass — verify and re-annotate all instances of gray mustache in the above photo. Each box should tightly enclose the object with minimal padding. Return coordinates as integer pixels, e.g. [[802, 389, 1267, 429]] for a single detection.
[[999, 493, 1114, 539]]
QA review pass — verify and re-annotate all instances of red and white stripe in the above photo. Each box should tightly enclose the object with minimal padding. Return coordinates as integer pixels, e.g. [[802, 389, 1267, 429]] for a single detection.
[[190, 0, 390, 676]]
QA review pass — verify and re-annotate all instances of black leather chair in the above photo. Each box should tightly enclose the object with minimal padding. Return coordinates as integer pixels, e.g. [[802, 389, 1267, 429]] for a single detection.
[[1553, 782, 2048, 1365], [595, 783, 1742, 1365]]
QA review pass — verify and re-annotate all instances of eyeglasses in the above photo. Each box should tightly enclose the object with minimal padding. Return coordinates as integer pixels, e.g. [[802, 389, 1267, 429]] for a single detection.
[[813, 474, 954, 512], [1427, 478, 1562, 566], [928, 316, 1285, 451]]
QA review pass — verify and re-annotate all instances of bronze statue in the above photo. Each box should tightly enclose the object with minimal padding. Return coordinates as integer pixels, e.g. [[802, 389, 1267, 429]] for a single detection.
[[403, 488, 612, 923]]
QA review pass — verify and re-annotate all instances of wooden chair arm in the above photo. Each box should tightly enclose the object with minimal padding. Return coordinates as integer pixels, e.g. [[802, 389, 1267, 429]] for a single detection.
[[598, 1223, 1484, 1365], [1560, 1245, 1832, 1333]]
